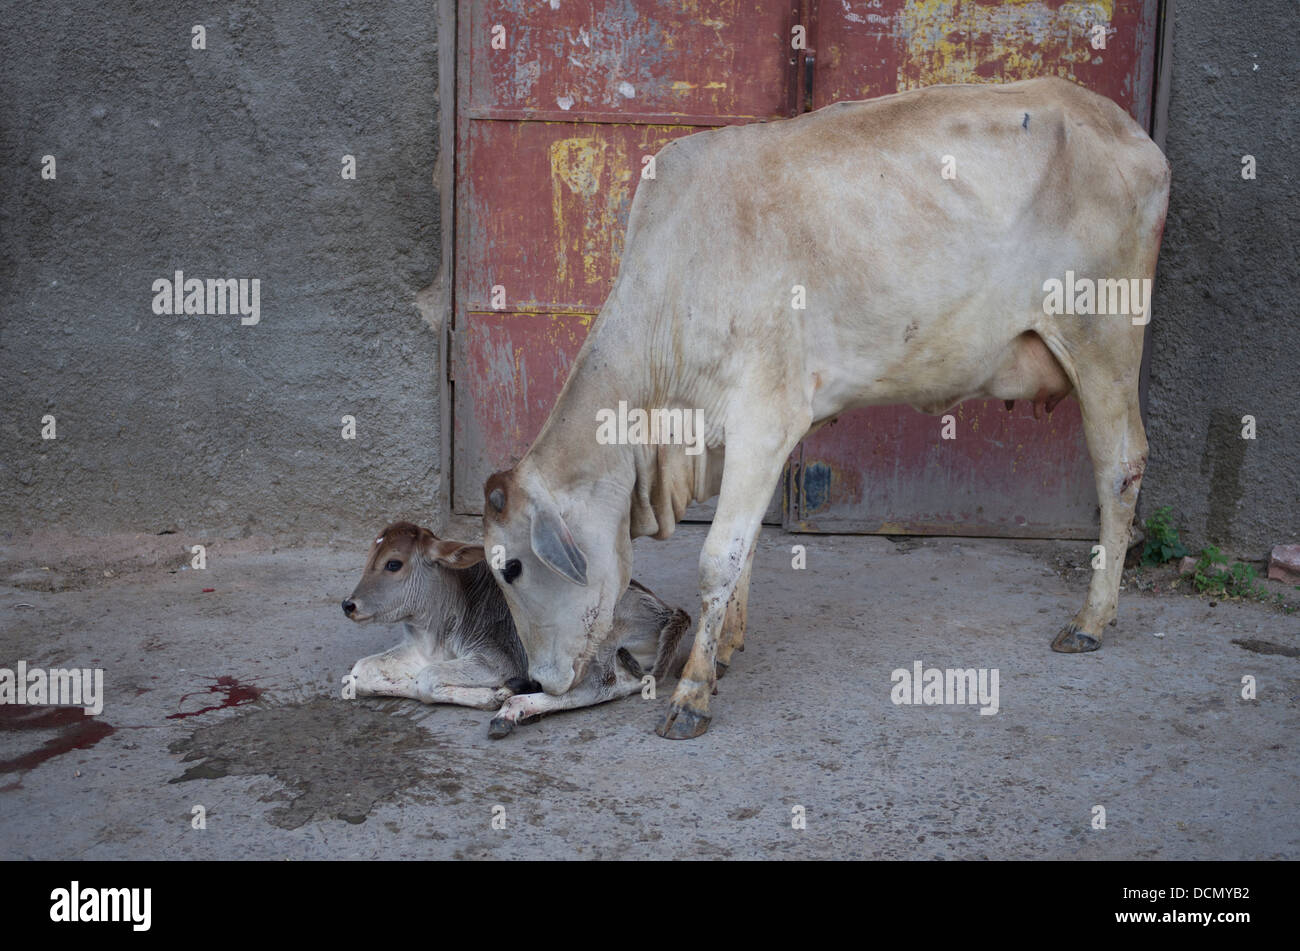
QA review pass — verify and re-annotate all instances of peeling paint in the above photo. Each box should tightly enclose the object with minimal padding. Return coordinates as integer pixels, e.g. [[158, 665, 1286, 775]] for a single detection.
[[897, 0, 1116, 88], [548, 136, 608, 286]]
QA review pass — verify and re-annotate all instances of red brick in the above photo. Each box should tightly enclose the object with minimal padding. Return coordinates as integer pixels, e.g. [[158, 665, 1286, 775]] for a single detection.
[[1267, 545, 1300, 584]]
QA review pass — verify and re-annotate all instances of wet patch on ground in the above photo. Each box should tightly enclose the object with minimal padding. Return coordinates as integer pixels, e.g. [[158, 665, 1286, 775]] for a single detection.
[[168, 697, 443, 828], [1232, 638, 1300, 658], [166, 695, 587, 830]]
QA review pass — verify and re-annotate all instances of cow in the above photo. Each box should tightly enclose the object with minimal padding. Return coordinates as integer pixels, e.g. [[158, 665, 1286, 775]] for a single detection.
[[341, 522, 689, 736], [480, 77, 1171, 739]]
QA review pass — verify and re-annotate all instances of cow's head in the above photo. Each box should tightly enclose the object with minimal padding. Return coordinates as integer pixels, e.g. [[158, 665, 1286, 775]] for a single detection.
[[482, 465, 630, 695], [342, 521, 484, 624]]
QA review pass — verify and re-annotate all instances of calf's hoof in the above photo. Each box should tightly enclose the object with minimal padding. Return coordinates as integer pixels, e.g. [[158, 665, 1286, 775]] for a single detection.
[[1051, 625, 1100, 653], [487, 717, 515, 740], [655, 703, 711, 740], [714, 660, 729, 680]]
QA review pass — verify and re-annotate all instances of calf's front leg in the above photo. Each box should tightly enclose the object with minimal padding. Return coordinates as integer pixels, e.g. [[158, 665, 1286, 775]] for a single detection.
[[414, 657, 520, 710], [348, 639, 429, 699], [487, 662, 643, 739], [349, 646, 515, 710]]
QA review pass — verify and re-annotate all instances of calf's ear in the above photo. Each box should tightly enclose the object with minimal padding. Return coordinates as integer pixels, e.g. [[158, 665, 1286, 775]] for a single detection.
[[435, 544, 486, 570], [418, 531, 486, 570], [529, 502, 588, 586]]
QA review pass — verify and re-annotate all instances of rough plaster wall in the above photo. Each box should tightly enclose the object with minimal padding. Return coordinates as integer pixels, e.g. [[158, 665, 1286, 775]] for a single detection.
[[3, 3, 1295, 553], [1144, 0, 1299, 557], [0, 1, 443, 539]]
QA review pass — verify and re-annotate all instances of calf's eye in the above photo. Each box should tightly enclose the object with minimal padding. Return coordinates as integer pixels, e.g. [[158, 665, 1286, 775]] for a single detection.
[[502, 559, 522, 584], [384, 560, 403, 572]]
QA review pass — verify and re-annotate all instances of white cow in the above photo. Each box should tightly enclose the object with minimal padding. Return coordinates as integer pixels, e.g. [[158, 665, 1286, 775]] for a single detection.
[[481, 77, 1171, 738]]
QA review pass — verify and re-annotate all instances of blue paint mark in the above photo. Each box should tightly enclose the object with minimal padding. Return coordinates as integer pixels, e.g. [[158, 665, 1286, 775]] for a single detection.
[[802, 462, 833, 513]]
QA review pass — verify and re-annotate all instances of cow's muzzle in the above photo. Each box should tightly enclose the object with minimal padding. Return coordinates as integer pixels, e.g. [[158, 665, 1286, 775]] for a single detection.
[[529, 663, 577, 696]]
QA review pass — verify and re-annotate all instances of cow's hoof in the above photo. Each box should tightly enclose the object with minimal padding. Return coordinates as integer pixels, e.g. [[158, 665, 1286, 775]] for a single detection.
[[714, 660, 729, 680], [655, 704, 711, 740], [1051, 625, 1100, 653], [487, 717, 514, 739]]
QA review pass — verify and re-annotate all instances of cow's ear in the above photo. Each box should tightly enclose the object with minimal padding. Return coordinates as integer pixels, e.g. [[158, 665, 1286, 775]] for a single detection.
[[529, 503, 588, 586]]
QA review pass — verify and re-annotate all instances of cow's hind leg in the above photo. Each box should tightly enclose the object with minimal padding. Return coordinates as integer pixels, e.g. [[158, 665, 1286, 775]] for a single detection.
[[713, 544, 754, 679], [657, 414, 807, 739], [1053, 382, 1147, 653]]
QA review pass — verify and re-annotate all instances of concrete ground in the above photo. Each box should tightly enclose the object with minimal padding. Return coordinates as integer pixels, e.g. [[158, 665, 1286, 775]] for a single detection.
[[1, 524, 1297, 860]]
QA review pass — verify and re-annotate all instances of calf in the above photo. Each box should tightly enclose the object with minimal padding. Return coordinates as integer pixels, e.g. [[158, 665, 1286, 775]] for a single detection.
[[341, 522, 689, 736]]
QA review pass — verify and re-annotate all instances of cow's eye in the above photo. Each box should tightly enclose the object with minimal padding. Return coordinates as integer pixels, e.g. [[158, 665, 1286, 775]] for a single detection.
[[502, 559, 522, 584], [384, 560, 403, 572]]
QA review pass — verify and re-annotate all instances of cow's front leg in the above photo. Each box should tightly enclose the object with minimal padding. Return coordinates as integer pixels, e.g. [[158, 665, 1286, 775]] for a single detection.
[[347, 639, 429, 699], [714, 544, 754, 679], [657, 416, 807, 739]]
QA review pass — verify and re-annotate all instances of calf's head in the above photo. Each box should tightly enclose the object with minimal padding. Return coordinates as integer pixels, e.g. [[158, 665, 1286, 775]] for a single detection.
[[482, 467, 629, 695], [342, 521, 484, 624]]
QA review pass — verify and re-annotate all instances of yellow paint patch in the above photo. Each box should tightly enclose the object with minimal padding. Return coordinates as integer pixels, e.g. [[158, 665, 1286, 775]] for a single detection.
[[670, 80, 727, 93], [550, 137, 606, 198], [549, 137, 609, 288], [897, 0, 1114, 89]]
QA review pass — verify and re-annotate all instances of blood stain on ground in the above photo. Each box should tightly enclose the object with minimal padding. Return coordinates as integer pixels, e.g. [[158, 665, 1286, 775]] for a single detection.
[[166, 676, 264, 720], [0, 705, 116, 790]]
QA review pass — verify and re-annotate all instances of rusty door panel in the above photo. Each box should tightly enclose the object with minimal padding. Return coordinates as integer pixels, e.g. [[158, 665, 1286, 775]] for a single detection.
[[465, 0, 796, 124], [788, 0, 1160, 536], [792, 402, 1096, 537], [455, 311, 591, 507], [812, 1, 1155, 113], [461, 121, 699, 315]]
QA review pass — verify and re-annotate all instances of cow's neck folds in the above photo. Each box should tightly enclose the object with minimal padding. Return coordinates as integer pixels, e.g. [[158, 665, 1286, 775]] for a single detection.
[[526, 335, 713, 541]]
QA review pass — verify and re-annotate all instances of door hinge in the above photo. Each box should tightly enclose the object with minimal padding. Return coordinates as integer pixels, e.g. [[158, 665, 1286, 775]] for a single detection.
[[446, 327, 458, 381]]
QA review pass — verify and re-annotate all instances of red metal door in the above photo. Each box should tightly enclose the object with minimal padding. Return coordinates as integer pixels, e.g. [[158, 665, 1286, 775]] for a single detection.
[[452, 1, 1162, 535]]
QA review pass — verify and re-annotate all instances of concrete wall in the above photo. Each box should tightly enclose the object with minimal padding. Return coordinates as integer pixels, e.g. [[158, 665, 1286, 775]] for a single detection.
[[2, 2, 1295, 557], [0, 2, 444, 540], [1144, 0, 1299, 556]]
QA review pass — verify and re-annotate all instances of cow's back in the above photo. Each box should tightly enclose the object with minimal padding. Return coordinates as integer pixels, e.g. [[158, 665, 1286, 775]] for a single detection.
[[606, 76, 1169, 418]]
